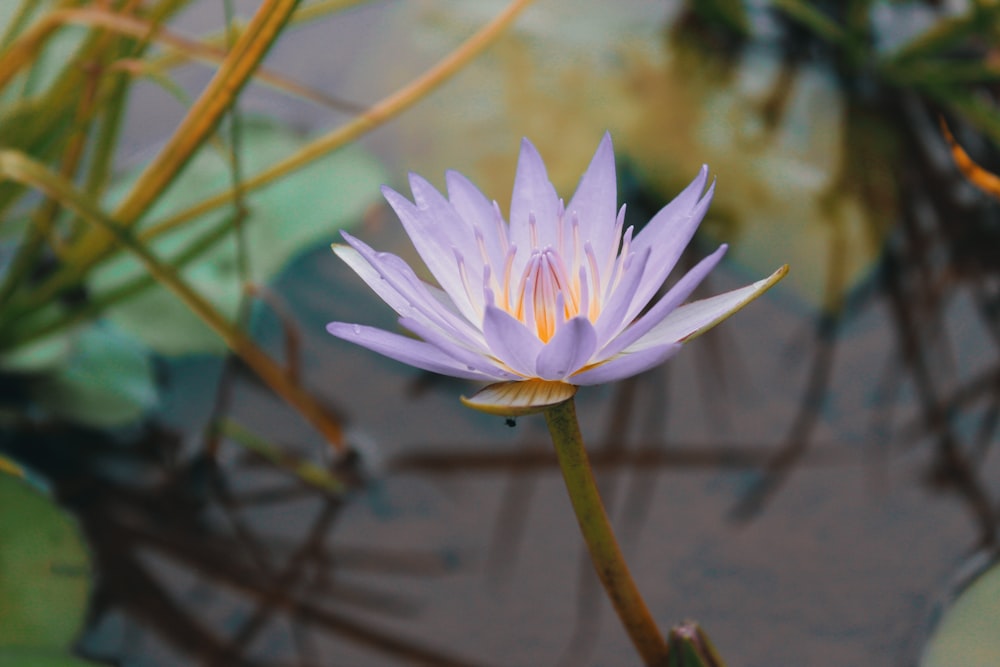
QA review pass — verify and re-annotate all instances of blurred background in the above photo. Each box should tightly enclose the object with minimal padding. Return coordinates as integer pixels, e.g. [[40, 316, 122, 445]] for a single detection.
[[2, 1, 1000, 666]]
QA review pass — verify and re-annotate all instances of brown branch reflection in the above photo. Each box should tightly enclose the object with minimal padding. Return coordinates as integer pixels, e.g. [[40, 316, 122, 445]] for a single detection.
[[5, 424, 498, 667]]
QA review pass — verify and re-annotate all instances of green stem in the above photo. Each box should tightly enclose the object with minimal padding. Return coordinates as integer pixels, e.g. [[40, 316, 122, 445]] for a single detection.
[[543, 398, 670, 667]]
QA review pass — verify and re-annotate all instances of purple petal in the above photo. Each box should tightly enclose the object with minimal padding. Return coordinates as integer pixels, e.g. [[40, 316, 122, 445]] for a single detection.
[[625, 168, 714, 320], [408, 174, 484, 271], [592, 246, 651, 347], [327, 322, 495, 381], [569, 342, 683, 386], [622, 265, 789, 352], [340, 231, 485, 350], [637, 166, 710, 245], [565, 132, 617, 258], [482, 305, 543, 377], [445, 170, 493, 228], [446, 170, 508, 274], [535, 317, 598, 380], [509, 139, 560, 267], [333, 243, 412, 316], [597, 244, 728, 360], [381, 184, 482, 321], [399, 316, 518, 380]]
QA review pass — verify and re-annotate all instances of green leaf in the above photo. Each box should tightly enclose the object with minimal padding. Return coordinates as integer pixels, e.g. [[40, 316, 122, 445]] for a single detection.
[[921, 560, 1000, 667], [689, 0, 749, 37], [0, 99, 49, 159], [0, 471, 92, 651], [0, 326, 70, 372], [89, 117, 385, 355], [0, 5, 87, 102], [0, 648, 105, 667], [29, 322, 157, 426], [0, 453, 26, 479], [885, 12, 985, 65]]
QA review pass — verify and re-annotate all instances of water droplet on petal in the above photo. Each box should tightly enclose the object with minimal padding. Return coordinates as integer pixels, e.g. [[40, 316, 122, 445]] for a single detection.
[[352, 324, 362, 335]]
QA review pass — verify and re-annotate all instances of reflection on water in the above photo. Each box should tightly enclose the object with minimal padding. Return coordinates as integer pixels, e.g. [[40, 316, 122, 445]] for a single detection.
[[5, 1, 1000, 666]]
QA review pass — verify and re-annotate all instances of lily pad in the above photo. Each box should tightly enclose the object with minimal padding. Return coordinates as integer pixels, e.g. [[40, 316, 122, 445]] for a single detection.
[[90, 117, 385, 355], [0, 328, 71, 374], [0, 649, 104, 667], [921, 560, 1000, 667], [29, 322, 157, 427], [0, 471, 92, 650]]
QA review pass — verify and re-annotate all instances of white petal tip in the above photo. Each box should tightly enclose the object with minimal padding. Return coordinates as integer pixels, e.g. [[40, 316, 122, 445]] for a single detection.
[[758, 263, 790, 292], [461, 380, 577, 416], [681, 264, 789, 343]]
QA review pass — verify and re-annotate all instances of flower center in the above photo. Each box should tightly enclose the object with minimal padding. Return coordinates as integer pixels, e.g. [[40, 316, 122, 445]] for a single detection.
[[474, 205, 633, 344], [512, 247, 581, 343]]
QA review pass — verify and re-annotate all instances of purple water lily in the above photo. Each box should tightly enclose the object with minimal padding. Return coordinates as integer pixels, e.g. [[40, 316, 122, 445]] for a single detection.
[[328, 133, 786, 414]]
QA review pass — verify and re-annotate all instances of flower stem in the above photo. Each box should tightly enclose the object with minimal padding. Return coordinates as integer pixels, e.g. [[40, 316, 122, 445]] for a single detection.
[[543, 398, 670, 666]]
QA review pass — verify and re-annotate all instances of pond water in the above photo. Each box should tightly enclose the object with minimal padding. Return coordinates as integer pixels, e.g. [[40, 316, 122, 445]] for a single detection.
[[35, 223, 998, 666], [6, 1, 1000, 666]]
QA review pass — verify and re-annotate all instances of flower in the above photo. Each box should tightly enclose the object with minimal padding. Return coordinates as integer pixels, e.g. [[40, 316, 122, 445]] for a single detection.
[[327, 133, 787, 415]]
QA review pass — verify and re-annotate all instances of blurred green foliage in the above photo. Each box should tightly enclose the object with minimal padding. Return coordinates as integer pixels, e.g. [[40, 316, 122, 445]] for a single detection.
[[0, 0, 530, 437], [0, 471, 91, 651], [922, 560, 1000, 667], [0, 651, 104, 667], [90, 118, 385, 356]]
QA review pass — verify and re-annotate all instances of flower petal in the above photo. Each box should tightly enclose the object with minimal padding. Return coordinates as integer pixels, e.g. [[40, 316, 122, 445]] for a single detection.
[[326, 322, 494, 381], [408, 173, 484, 271], [461, 379, 577, 416], [399, 316, 518, 380], [625, 167, 714, 320], [482, 305, 543, 377], [569, 342, 683, 386], [446, 170, 508, 272], [535, 316, 598, 380], [333, 242, 412, 316], [597, 244, 728, 360], [592, 246, 652, 347], [624, 264, 789, 352], [565, 132, 617, 258], [340, 231, 486, 350], [381, 184, 482, 322], [509, 139, 560, 265], [637, 165, 710, 244]]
